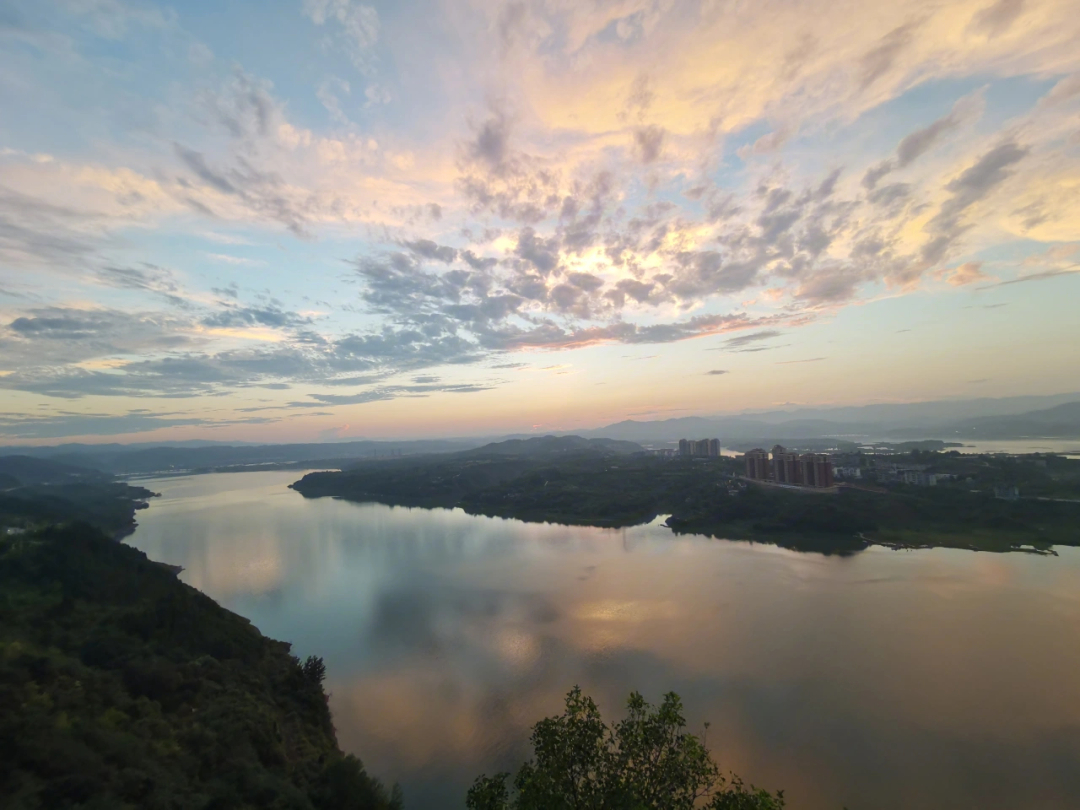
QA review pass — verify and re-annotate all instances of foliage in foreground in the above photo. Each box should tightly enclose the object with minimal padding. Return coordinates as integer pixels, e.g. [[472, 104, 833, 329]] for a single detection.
[[0, 523, 400, 810], [466, 687, 785, 810]]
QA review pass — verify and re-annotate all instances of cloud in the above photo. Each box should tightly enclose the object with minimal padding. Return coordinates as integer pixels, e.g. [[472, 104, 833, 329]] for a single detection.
[[4, 0, 1080, 441], [939, 142, 1029, 222], [776, 357, 827, 364], [934, 261, 991, 286], [204, 252, 264, 266], [404, 239, 457, 263], [633, 125, 665, 163], [0, 411, 226, 440], [317, 76, 351, 124], [858, 21, 919, 90], [294, 381, 494, 407], [201, 305, 313, 330], [58, 0, 175, 39], [923, 140, 1029, 263], [705, 369, 729, 375], [984, 265, 1080, 287], [0, 185, 103, 268], [0, 299, 484, 401], [302, 0, 379, 70], [173, 140, 312, 236], [969, 0, 1026, 37], [794, 268, 866, 304], [719, 330, 784, 351], [515, 227, 559, 275], [96, 264, 188, 305], [864, 90, 985, 190], [862, 161, 896, 191], [0, 307, 195, 372], [468, 108, 512, 172], [897, 91, 983, 168]]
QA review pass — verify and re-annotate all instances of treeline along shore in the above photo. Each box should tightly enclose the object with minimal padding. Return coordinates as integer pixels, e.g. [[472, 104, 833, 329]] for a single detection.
[[292, 436, 1080, 555], [0, 455, 159, 540]]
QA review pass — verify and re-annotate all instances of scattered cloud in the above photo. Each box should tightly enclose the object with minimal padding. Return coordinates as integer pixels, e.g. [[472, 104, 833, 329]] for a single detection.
[[204, 252, 265, 266], [718, 331, 785, 351], [302, 0, 380, 71], [984, 265, 1080, 287], [934, 261, 992, 286], [2, 0, 1080, 438], [0, 410, 267, 440]]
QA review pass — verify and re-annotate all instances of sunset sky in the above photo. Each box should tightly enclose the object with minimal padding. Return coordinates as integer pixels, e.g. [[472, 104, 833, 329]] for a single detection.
[[1, 0, 1079, 443]]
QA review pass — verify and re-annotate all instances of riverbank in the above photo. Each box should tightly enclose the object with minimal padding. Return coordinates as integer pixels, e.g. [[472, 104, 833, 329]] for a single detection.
[[292, 450, 1080, 555]]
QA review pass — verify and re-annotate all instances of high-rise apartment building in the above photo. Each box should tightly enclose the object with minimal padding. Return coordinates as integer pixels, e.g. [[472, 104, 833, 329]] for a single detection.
[[742, 445, 834, 488], [679, 438, 722, 457], [813, 454, 834, 487], [744, 448, 771, 479], [772, 445, 801, 484]]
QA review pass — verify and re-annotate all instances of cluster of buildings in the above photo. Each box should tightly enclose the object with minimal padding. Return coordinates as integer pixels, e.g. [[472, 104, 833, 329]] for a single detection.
[[743, 445, 835, 488], [646, 448, 677, 458], [864, 459, 957, 487], [679, 438, 722, 458]]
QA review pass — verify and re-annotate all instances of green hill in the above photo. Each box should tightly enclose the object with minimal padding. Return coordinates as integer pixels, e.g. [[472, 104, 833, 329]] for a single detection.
[[0, 456, 109, 486], [0, 523, 400, 810]]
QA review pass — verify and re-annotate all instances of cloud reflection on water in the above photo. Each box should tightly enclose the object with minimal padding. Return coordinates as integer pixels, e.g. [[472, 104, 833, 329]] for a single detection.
[[128, 471, 1080, 810]]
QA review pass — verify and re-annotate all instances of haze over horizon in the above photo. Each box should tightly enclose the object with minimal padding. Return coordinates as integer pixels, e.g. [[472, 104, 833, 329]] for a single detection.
[[2, 0, 1080, 445]]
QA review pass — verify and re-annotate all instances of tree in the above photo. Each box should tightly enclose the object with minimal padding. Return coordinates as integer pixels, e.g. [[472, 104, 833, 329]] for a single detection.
[[302, 655, 328, 685], [466, 687, 784, 810]]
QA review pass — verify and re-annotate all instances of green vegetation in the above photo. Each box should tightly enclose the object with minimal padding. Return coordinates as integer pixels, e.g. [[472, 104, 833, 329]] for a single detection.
[[466, 687, 784, 810], [0, 455, 158, 539], [0, 523, 401, 810], [670, 481, 1080, 553], [910, 449, 1080, 500], [293, 441, 1080, 554], [0, 482, 158, 539]]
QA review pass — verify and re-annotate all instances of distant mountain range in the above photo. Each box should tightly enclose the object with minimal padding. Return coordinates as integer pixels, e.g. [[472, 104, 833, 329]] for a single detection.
[[0, 455, 112, 486], [2, 393, 1078, 476], [0, 439, 481, 476], [574, 397, 1080, 445], [461, 435, 643, 458]]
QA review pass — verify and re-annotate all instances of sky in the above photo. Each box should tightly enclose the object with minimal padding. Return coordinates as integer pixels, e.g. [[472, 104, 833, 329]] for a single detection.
[[1, 0, 1079, 444]]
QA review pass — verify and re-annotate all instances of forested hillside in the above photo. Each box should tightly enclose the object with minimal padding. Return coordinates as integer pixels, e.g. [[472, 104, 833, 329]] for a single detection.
[[0, 523, 400, 810]]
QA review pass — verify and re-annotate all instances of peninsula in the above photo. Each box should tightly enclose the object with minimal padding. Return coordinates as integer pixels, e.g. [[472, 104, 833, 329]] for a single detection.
[[292, 436, 1080, 554]]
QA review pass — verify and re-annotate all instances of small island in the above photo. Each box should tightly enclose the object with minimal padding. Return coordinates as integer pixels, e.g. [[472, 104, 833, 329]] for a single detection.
[[292, 436, 1080, 555]]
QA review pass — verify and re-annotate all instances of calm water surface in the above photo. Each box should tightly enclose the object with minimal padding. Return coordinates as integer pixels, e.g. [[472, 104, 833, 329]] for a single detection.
[[127, 470, 1080, 810]]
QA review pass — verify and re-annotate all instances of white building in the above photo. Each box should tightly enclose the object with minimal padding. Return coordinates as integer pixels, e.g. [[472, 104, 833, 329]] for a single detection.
[[901, 471, 936, 486]]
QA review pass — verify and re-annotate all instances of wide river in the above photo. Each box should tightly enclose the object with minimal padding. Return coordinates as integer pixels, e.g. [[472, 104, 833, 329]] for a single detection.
[[126, 470, 1080, 809]]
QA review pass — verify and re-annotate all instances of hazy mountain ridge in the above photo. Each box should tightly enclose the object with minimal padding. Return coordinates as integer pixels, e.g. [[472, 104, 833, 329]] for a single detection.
[[3, 394, 1078, 475], [578, 397, 1080, 444], [0, 439, 485, 476], [463, 435, 643, 458], [0, 454, 111, 486]]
